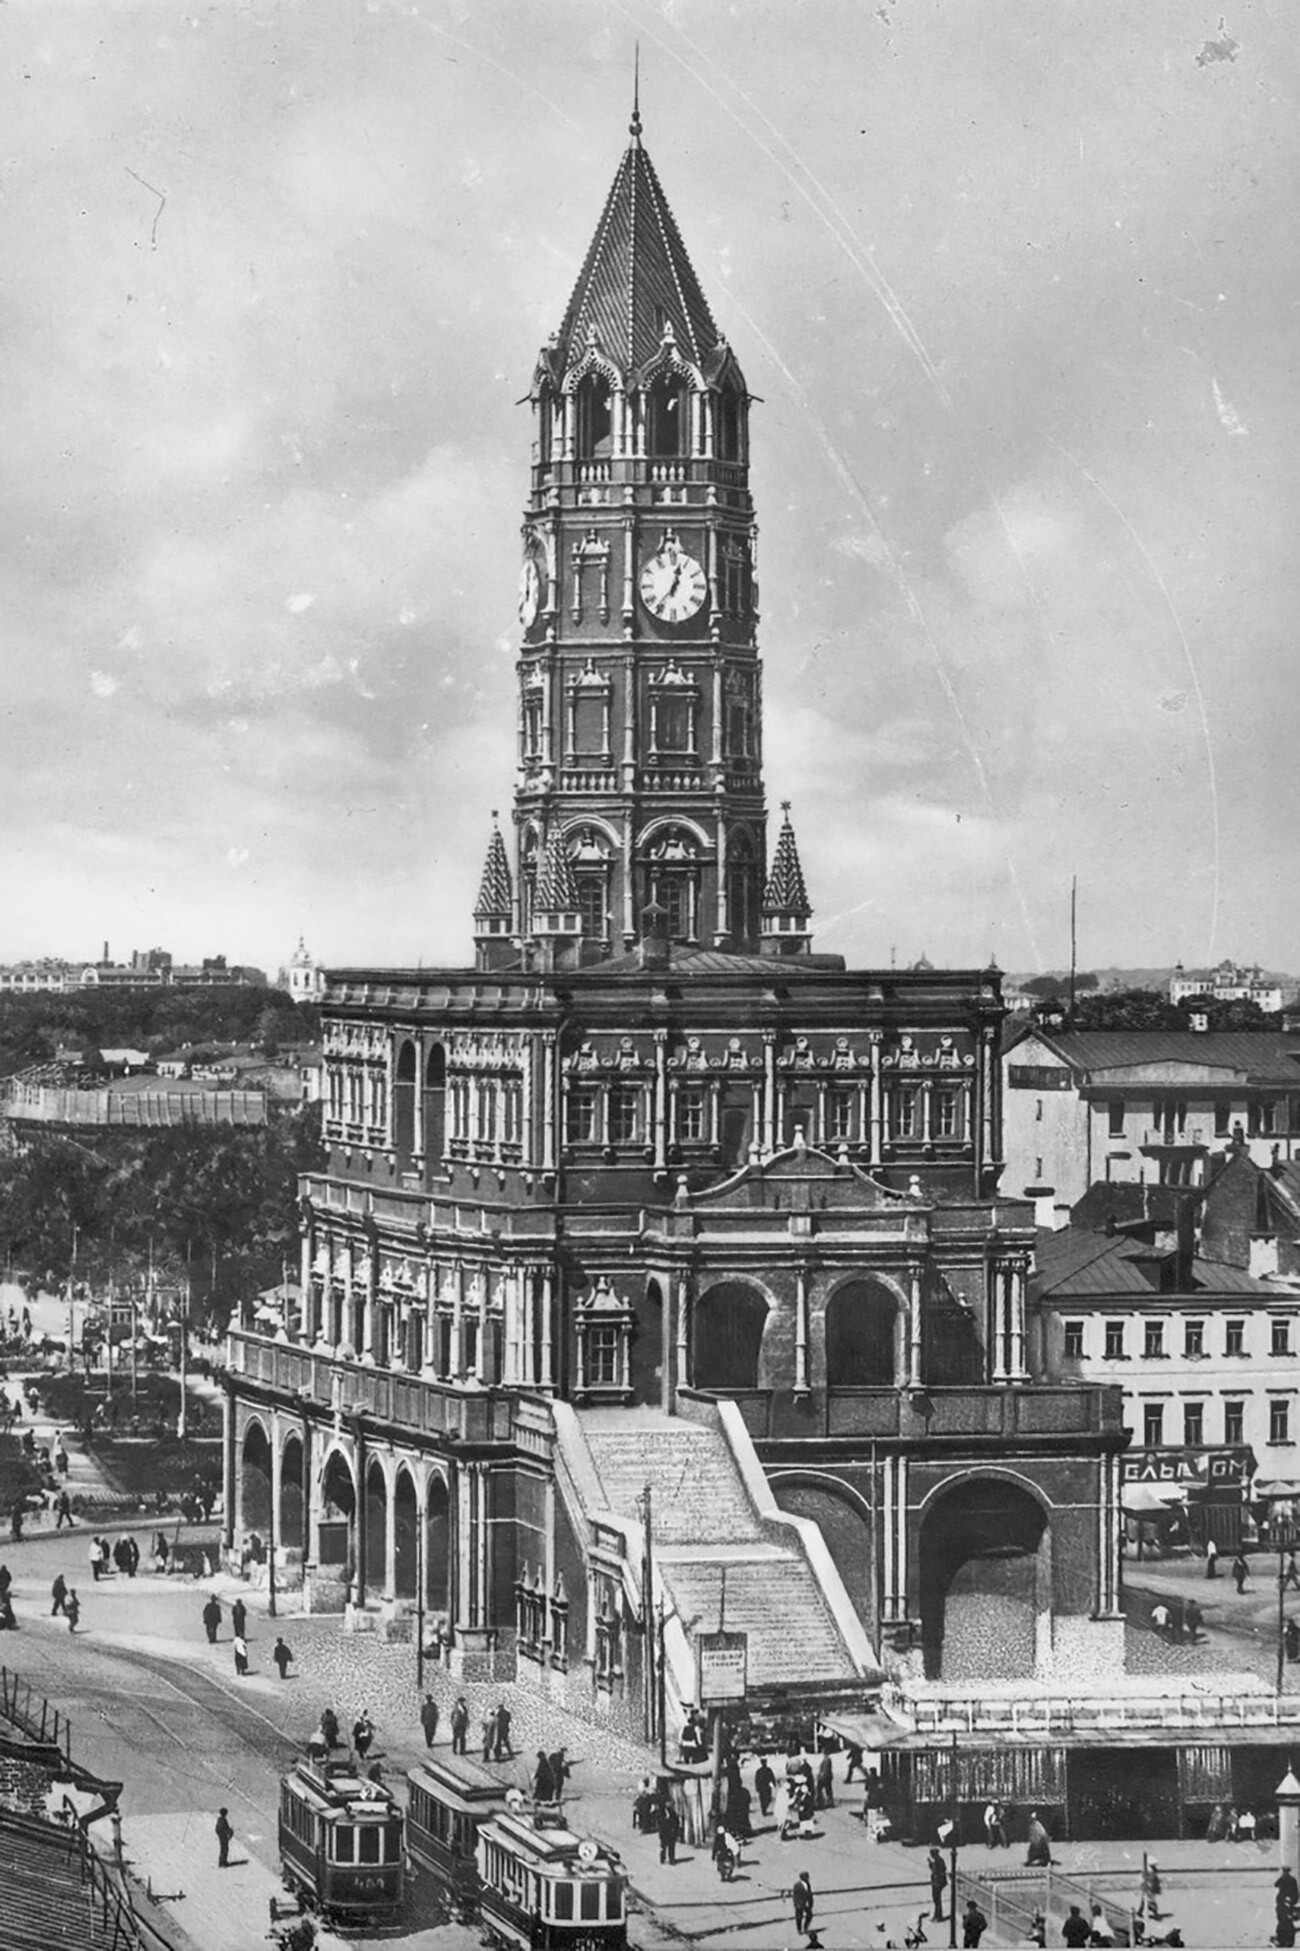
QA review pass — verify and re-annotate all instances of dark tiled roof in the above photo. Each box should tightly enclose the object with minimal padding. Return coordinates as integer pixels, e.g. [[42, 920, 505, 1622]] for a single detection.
[[593, 946, 835, 978], [1024, 1027, 1300, 1084], [534, 832, 581, 914], [762, 808, 811, 919], [473, 819, 513, 921], [553, 136, 724, 381], [1071, 1181, 1190, 1229], [1033, 1223, 1271, 1298]]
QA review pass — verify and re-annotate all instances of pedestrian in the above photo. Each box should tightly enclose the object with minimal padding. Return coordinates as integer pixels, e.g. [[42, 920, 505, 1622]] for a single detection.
[[1088, 1899, 1115, 1945], [493, 1700, 513, 1760], [51, 1574, 68, 1617], [1284, 1553, 1300, 1593], [1150, 1601, 1170, 1638], [1286, 1618, 1300, 1664], [0, 1590, 15, 1630], [1237, 1806, 1257, 1842], [755, 1755, 776, 1817], [1025, 1810, 1052, 1866], [320, 1706, 340, 1750], [65, 1589, 80, 1633], [231, 1597, 247, 1639], [233, 1632, 248, 1677], [420, 1694, 440, 1749], [154, 1532, 169, 1574], [1232, 1551, 1248, 1594], [791, 1869, 814, 1937], [126, 1536, 139, 1578], [961, 1896, 988, 1947], [815, 1752, 834, 1809], [55, 1491, 72, 1530], [89, 1538, 102, 1583], [1062, 1904, 1091, 1947], [1205, 1802, 1227, 1842], [215, 1807, 233, 1868], [56, 1443, 69, 1476], [0, 1565, 9, 1601], [1205, 1537, 1218, 1579], [1276, 1866, 1299, 1942], [272, 1637, 293, 1679], [1184, 1599, 1203, 1643], [306, 1722, 328, 1760], [202, 1597, 221, 1644], [990, 1800, 1008, 1847], [534, 1750, 557, 1803], [658, 1796, 681, 1865], [982, 1800, 997, 1847], [711, 1822, 736, 1881], [353, 1712, 374, 1760], [548, 1748, 571, 1802], [928, 1846, 948, 1922], [98, 1537, 110, 1579], [482, 1712, 495, 1761], [843, 1740, 866, 1783], [9, 1503, 23, 1543], [450, 1695, 469, 1755]]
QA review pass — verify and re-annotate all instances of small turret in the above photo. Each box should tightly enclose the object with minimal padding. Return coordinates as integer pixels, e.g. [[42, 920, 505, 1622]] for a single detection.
[[474, 813, 516, 972], [530, 831, 583, 971], [761, 802, 813, 957]]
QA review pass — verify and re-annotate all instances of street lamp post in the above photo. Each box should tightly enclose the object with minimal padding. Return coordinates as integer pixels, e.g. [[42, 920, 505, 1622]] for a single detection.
[[948, 1729, 959, 1951], [415, 1512, 426, 1693], [1278, 1520, 1297, 1696]]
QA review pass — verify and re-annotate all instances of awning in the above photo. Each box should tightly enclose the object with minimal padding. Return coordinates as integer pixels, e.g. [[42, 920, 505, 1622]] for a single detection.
[[1255, 1480, 1300, 1499], [1122, 1483, 1189, 1515], [816, 1707, 911, 1750]]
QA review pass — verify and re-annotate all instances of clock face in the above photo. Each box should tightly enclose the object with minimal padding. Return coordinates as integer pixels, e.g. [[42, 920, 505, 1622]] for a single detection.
[[518, 555, 542, 629], [639, 543, 707, 624]]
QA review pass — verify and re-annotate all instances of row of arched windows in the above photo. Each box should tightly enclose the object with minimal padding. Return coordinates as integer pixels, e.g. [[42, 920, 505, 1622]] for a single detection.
[[536, 375, 748, 466]]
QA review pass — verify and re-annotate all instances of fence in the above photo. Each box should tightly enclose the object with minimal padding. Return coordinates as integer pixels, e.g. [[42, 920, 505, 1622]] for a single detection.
[[0, 1805, 148, 1951], [959, 1865, 1138, 1947]]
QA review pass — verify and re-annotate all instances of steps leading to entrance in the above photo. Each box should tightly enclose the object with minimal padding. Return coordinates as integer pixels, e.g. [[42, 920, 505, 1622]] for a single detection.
[[575, 1404, 865, 1698], [580, 1417, 767, 1547]]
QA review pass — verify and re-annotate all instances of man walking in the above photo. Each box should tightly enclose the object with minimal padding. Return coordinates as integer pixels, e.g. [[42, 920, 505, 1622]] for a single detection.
[[419, 1694, 439, 1749], [231, 1596, 247, 1640], [89, 1538, 102, 1583], [65, 1589, 80, 1634], [54, 1491, 72, 1531], [51, 1574, 68, 1617], [450, 1695, 469, 1755], [202, 1597, 221, 1644], [1232, 1551, 1249, 1595], [233, 1632, 249, 1677], [493, 1700, 513, 1761], [272, 1636, 293, 1679], [1285, 1553, 1300, 1594], [215, 1808, 233, 1868], [1205, 1537, 1218, 1579], [658, 1797, 681, 1866], [961, 1896, 988, 1947], [755, 1755, 776, 1817], [791, 1869, 814, 1937], [928, 1846, 948, 1922]]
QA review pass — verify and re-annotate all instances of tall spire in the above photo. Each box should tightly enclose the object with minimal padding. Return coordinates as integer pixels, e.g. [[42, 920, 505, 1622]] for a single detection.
[[630, 44, 642, 146], [762, 803, 813, 956], [474, 812, 514, 921], [534, 830, 582, 918]]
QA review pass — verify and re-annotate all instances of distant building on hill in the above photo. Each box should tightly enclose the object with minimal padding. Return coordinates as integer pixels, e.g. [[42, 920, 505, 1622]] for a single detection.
[[1169, 959, 1294, 1013], [282, 936, 326, 1004]]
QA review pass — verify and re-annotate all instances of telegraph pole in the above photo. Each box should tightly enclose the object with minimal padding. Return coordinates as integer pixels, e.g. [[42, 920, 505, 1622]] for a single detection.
[[640, 1484, 655, 1750], [948, 1728, 959, 1950], [415, 1510, 426, 1692]]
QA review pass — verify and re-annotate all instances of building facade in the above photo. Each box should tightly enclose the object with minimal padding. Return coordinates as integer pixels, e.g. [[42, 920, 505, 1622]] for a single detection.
[[1004, 1024, 1300, 1217], [224, 107, 1128, 1739]]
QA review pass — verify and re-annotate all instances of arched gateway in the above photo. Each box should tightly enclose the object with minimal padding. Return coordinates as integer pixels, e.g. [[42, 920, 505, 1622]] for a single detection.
[[919, 1477, 1049, 1682]]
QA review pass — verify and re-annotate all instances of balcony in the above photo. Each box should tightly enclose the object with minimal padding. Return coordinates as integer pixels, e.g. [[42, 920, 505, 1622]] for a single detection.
[[681, 1382, 1124, 1446], [1141, 1127, 1209, 1151], [227, 1330, 515, 1444]]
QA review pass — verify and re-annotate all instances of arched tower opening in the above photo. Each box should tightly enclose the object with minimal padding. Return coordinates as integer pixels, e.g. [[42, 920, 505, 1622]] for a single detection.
[[279, 1432, 304, 1551], [693, 1280, 768, 1391], [919, 1478, 1049, 1683], [825, 1280, 899, 1388], [393, 1039, 417, 1168], [240, 1421, 272, 1535]]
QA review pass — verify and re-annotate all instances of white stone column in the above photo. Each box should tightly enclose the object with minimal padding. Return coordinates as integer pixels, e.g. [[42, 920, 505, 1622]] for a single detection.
[[542, 1035, 557, 1175], [869, 1037, 883, 1167], [794, 1269, 809, 1396], [540, 1270, 554, 1389], [762, 1033, 777, 1156], [990, 1261, 1009, 1383], [676, 1277, 689, 1393], [1009, 1259, 1028, 1380], [383, 1465, 397, 1604], [653, 1032, 669, 1172], [907, 1266, 923, 1389]]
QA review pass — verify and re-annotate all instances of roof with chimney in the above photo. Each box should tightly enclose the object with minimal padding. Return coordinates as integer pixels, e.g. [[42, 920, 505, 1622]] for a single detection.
[[763, 805, 811, 919], [1032, 1222, 1271, 1299], [541, 110, 735, 388], [1005, 1023, 1300, 1085], [473, 817, 513, 920]]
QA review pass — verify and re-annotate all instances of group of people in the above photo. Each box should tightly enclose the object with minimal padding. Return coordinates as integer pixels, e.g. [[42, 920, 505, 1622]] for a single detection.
[[305, 1706, 380, 1775], [1276, 1864, 1299, 1948], [445, 1695, 516, 1762], [88, 1534, 140, 1580], [49, 1573, 81, 1632], [1148, 1597, 1203, 1643], [1204, 1802, 1260, 1842]]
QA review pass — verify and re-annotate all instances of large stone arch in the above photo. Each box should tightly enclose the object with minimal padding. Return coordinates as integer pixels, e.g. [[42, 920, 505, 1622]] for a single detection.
[[693, 1279, 771, 1392], [364, 1454, 389, 1593], [393, 1466, 419, 1602], [822, 1276, 905, 1388], [393, 1038, 417, 1169], [318, 1445, 357, 1575], [770, 1470, 876, 1630], [424, 1043, 447, 1170], [240, 1417, 272, 1534], [918, 1473, 1051, 1683], [425, 1471, 452, 1617], [279, 1430, 305, 1551]]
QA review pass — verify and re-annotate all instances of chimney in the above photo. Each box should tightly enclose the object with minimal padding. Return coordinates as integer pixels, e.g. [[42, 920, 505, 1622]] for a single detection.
[[102, 940, 110, 965], [1173, 1188, 1196, 1289]]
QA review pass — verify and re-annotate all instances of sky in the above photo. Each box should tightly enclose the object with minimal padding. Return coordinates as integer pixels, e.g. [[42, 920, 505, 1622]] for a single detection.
[[1, 0, 1297, 980]]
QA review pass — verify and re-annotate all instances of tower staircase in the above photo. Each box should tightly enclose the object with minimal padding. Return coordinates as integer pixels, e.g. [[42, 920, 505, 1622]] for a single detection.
[[551, 1397, 876, 1733]]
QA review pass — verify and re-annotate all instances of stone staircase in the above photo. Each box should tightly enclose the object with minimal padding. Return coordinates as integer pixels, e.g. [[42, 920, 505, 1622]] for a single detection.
[[578, 1408, 863, 1694]]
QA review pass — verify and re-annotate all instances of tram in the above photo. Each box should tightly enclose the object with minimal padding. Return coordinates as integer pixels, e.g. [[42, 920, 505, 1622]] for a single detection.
[[405, 1751, 513, 1915], [277, 1755, 406, 1924], [476, 1808, 627, 1951]]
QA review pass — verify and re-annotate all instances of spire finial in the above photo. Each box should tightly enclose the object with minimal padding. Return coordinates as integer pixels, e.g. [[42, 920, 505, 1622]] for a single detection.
[[630, 44, 642, 143], [781, 800, 792, 817]]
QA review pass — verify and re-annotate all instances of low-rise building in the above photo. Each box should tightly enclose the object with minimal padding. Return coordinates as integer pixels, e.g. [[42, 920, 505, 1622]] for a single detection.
[[1169, 959, 1293, 1013], [1003, 1023, 1300, 1216]]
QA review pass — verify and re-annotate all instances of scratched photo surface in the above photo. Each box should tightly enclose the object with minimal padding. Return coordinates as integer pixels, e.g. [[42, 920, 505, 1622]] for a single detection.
[[1, 0, 1294, 980]]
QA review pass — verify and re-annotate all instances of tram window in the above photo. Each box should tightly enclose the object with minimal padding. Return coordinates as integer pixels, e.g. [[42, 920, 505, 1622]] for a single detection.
[[333, 1828, 355, 1863], [608, 1883, 623, 1919], [384, 1823, 401, 1862], [554, 1882, 574, 1920], [580, 1882, 601, 1921], [358, 1827, 380, 1864]]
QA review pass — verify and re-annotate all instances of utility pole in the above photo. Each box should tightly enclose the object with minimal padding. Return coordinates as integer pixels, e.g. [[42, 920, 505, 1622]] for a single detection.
[[948, 1728, 959, 1951], [267, 1476, 277, 1618], [415, 1513, 426, 1693], [657, 1594, 668, 1770], [640, 1483, 655, 1750], [178, 1246, 190, 1442], [1278, 1521, 1296, 1697]]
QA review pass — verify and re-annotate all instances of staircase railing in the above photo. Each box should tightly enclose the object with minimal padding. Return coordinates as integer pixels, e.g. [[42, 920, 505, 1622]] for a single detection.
[[0, 1806, 149, 1951], [0, 1665, 72, 1761]]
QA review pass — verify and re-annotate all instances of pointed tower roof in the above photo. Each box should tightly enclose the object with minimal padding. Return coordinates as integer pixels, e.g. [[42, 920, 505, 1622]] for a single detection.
[[534, 830, 581, 916], [763, 804, 811, 921], [473, 814, 513, 921], [548, 108, 729, 385]]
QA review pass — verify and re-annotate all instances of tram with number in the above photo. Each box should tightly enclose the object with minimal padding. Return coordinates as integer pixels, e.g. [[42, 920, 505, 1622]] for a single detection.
[[278, 1755, 406, 1924], [476, 1808, 627, 1951], [405, 1752, 512, 1917]]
